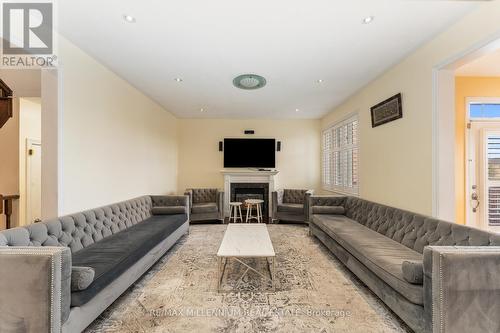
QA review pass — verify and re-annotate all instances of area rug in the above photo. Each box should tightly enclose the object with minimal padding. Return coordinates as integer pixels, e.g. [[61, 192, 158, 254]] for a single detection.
[[85, 224, 411, 333]]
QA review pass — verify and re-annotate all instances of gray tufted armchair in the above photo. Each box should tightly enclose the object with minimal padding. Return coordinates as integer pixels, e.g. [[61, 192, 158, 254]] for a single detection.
[[272, 189, 314, 224], [184, 188, 224, 223]]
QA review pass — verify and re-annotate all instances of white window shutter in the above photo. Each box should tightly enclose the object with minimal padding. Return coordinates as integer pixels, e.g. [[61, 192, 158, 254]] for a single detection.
[[486, 135, 500, 226], [322, 116, 359, 195]]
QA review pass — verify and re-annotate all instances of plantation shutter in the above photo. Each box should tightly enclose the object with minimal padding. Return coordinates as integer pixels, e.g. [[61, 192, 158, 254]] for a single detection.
[[486, 134, 500, 226], [322, 115, 359, 195]]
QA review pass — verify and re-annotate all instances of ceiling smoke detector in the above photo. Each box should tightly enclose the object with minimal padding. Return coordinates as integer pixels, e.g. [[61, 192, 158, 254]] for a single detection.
[[233, 74, 267, 90]]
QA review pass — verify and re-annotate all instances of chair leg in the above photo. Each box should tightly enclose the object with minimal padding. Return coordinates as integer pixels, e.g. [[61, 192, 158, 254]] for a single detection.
[[246, 204, 250, 223], [229, 205, 233, 223], [238, 206, 242, 222]]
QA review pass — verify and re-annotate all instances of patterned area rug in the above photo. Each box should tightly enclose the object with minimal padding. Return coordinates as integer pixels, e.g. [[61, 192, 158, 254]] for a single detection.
[[85, 224, 411, 333]]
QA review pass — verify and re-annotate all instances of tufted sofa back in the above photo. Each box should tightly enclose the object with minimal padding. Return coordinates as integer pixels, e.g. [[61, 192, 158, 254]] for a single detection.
[[343, 197, 500, 254], [191, 188, 218, 204], [283, 189, 308, 204], [0, 196, 153, 253]]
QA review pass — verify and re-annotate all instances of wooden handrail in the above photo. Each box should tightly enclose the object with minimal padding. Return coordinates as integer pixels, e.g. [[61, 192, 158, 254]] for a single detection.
[[1, 194, 20, 229], [3, 194, 19, 200], [0, 78, 14, 129]]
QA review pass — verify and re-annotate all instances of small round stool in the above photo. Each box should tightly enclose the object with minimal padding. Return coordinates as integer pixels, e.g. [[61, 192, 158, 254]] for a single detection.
[[245, 199, 264, 223], [229, 202, 243, 223]]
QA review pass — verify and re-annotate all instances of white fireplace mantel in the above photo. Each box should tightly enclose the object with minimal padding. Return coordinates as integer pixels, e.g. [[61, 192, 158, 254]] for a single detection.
[[221, 169, 279, 217]]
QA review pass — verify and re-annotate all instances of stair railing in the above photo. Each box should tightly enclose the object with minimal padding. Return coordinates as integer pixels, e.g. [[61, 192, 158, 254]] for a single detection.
[[0, 194, 20, 229]]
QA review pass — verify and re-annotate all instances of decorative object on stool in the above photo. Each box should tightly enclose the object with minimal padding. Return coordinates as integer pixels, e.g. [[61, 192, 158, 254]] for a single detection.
[[245, 199, 264, 223], [370, 93, 402, 128], [229, 202, 243, 223]]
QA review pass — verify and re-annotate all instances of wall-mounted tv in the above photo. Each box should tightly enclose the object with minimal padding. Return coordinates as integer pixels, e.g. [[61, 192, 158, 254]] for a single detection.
[[224, 138, 276, 168]]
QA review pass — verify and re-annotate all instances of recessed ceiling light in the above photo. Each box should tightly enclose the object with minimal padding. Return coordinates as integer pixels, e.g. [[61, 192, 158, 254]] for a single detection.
[[200, 108, 205, 112], [362, 16, 374, 24], [174, 78, 183, 82], [123, 15, 136, 23], [295, 108, 300, 112], [317, 79, 324, 83]]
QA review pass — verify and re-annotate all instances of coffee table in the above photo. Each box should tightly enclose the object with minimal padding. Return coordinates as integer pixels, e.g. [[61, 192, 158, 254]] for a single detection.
[[216, 224, 276, 292]]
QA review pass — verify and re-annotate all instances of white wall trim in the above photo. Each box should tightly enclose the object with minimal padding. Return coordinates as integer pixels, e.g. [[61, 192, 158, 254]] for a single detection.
[[25, 138, 41, 224], [40, 68, 62, 219]]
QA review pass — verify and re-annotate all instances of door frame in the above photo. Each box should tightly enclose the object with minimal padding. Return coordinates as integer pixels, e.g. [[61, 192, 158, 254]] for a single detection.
[[26, 138, 41, 224], [464, 97, 500, 227], [431, 34, 500, 220]]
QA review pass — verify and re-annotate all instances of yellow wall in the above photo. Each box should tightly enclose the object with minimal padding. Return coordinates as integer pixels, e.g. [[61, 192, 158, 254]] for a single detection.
[[320, 2, 500, 216], [59, 37, 179, 215], [177, 119, 321, 193], [455, 76, 500, 225]]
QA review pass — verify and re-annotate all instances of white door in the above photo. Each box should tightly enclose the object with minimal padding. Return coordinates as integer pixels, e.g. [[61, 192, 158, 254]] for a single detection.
[[467, 123, 500, 232], [26, 140, 42, 224]]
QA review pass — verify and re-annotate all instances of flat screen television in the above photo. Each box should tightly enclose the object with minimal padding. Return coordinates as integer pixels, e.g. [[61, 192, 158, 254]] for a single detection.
[[224, 138, 276, 168]]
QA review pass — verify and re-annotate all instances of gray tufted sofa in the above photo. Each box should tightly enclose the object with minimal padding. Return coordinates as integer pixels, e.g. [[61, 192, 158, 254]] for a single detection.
[[184, 188, 224, 223], [0, 195, 189, 333], [309, 195, 500, 333], [271, 189, 314, 223]]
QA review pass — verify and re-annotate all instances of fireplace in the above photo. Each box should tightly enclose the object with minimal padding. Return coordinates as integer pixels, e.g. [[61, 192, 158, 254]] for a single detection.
[[221, 169, 279, 220], [230, 183, 269, 218]]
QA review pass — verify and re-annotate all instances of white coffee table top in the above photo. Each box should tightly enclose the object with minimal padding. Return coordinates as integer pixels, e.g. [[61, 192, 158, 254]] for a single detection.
[[217, 224, 275, 257]]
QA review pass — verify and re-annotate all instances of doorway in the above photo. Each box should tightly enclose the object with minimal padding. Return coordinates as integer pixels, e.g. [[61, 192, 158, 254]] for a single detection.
[[0, 69, 60, 229], [465, 99, 500, 232], [18, 97, 42, 225], [433, 35, 500, 225]]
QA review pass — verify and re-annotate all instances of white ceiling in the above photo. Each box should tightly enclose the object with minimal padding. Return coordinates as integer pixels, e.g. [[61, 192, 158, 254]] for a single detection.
[[58, 0, 477, 119], [456, 47, 500, 77]]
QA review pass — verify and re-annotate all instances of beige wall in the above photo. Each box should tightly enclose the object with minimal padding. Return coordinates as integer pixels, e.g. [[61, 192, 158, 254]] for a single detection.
[[178, 119, 321, 193], [0, 99, 20, 229], [321, 2, 500, 217], [59, 37, 179, 215], [455, 76, 500, 225], [18, 98, 41, 226]]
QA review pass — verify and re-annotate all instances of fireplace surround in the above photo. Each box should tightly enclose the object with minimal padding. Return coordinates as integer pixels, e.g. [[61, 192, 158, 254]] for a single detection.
[[221, 169, 279, 218]]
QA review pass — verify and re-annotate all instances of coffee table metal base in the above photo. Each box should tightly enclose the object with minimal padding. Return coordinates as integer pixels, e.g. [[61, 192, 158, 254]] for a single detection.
[[217, 256, 276, 292]]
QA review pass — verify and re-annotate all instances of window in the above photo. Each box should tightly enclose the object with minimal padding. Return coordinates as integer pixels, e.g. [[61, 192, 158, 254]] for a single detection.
[[322, 115, 359, 195], [469, 103, 500, 120]]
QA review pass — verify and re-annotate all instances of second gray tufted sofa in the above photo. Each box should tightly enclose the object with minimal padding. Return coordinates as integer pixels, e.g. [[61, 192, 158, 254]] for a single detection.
[[0, 195, 189, 333], [309, 195, 500, 333]]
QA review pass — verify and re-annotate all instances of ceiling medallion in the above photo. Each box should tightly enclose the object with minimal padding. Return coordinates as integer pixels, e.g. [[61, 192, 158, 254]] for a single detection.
[[233, 74, 267, 90]]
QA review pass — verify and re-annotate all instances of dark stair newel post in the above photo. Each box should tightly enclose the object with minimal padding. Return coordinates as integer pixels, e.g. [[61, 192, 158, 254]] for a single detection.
[[0, 78, 14, 129], [1, 195, 20, 229]]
